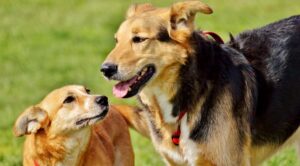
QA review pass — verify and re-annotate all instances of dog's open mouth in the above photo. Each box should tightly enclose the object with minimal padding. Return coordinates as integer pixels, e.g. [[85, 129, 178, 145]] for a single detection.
[[113, 65, 155, 98], [76, 108, 108, 126]]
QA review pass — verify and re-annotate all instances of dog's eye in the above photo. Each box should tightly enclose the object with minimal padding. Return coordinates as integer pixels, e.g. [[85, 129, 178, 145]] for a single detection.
[[132, 36, 147, 43], [115, 38, 118, 43], [85, 88, 91, 94], [63, 96, 75, 104]]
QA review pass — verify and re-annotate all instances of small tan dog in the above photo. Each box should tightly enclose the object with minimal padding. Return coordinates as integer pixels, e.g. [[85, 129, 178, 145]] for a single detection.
[[13, 85, 134, 166]]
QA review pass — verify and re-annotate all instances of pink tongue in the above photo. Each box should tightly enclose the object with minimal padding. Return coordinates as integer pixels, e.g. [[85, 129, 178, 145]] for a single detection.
[[113, 76, 138, 98]]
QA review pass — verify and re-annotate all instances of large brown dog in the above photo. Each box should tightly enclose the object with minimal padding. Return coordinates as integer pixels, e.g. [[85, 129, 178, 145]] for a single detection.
[[14, 85, 134, 166], [101, 1, 300, 166]]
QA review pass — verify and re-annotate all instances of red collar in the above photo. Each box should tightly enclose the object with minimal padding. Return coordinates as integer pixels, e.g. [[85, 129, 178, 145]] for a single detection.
[[171, 111, 187, 146], [34, 160, 39, 166], [202, 31, 224, 44]]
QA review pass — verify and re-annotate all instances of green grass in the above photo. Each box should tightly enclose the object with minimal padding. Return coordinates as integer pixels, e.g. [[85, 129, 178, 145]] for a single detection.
[[0, 0, 299, 165]]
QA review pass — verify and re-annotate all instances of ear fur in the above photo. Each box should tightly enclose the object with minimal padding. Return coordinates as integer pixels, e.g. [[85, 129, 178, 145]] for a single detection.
[[168, 0, 213, 44], [13, 106, 49, 137], [126, 3, 155, 18]]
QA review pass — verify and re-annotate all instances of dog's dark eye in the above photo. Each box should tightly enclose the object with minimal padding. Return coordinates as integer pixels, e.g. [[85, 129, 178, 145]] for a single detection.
[[115, 38, 118, 43], [85, 88, 91, 94], [132, 36, 147, 43], [63, 96, 75, 104]]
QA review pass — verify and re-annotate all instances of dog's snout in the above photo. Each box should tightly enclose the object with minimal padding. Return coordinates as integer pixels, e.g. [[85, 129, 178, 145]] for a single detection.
[[95, 96, 108, 106], [100, 63, 118, 78]]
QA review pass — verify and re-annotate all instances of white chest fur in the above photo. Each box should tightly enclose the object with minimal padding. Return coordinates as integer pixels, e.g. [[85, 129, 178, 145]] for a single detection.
[[140, 88, 201, 165], [155, 92, 177, 123], [153, 113, 202, 165], [180, 115, 203, 166], [57, 129, 90, 166]]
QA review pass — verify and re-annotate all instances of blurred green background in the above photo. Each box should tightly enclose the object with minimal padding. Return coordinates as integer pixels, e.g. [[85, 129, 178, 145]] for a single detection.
[[0, 0, 299, 165]]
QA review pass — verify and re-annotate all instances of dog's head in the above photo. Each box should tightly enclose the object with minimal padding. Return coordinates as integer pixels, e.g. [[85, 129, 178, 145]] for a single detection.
[[101, 1, 212, 98], [13, 85, 109, 137]]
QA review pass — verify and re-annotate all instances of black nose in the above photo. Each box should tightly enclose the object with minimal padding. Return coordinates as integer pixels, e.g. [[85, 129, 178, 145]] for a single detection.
[[100, 63, 118, 78], [95, 96, 108, 106]]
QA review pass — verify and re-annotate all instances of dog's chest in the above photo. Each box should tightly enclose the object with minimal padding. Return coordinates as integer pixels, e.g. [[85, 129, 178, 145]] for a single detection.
[[150, 114, 202, 165], [149, 126, 186, 165], [180, 115, 204, 165], [58, 130, 91, 166], [139, 90, 203, 165]]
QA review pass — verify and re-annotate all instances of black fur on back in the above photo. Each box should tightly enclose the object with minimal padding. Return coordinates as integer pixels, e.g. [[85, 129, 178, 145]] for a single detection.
[[171, 15, 300, 146], [171, 31, 257, 143], [229, 15, 300, 145]]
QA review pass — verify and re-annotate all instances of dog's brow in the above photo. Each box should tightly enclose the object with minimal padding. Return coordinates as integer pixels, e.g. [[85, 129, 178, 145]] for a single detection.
[[132, 27, 144, 34], [74, 88, 89, 96], [67, 92, 75, 96]]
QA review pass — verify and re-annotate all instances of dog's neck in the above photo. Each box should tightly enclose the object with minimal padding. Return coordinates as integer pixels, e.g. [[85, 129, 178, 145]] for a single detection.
[[138, 32, 229, 124], [139, 64, 182, 124], [26, 127, 91, 166]]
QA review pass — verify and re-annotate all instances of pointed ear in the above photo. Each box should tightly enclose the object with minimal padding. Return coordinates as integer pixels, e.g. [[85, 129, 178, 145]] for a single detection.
[[13, 106, 49, 137], [168, 0, 213, 44], [126, 3, 155, 18]]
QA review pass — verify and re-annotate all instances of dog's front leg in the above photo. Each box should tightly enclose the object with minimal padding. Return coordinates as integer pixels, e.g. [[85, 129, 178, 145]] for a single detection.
[[111, 105, 150, 138]]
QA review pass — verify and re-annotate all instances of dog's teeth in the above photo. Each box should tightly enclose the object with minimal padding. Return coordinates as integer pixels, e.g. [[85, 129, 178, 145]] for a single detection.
[[138, 76, 142, 80], [128, 87, 132, 91], [139, 67, 149, 76]]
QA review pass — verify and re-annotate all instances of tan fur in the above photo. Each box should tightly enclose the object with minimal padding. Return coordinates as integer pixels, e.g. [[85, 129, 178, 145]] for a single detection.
[[112, 105, 149, 138], [169, 1, 212, 47], [103, 1, 300, 165], [104, 1, 220, 165], [14, 85, 134, 166]]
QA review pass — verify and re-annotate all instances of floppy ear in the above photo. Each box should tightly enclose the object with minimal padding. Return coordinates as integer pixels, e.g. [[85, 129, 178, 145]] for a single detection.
[[168, 0, 213, 44], [126, 3, 155, 18], [13, 106, 49, 137]]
